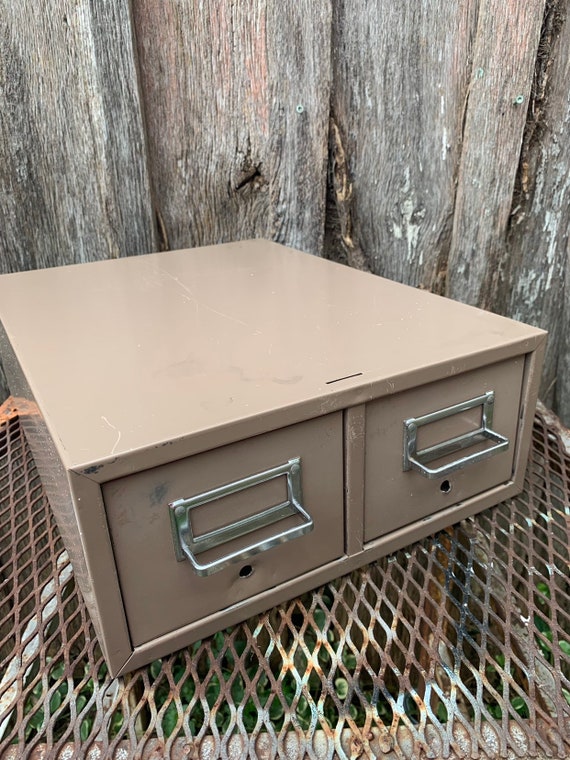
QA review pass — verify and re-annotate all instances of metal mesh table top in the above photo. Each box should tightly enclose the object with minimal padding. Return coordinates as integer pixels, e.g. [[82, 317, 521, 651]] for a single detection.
[[0, 399, 569, 759]]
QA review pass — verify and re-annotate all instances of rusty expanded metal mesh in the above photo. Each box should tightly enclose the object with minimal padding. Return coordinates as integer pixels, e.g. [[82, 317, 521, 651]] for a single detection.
[[1, 401, 570, 759]]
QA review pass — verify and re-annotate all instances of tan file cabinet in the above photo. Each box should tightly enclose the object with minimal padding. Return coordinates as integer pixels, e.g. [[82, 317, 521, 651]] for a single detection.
[[0, 240, 546, 675]]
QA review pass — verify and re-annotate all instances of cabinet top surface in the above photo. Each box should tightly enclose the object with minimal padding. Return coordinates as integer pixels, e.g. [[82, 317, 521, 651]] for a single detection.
[[0, 240, 545, 467]]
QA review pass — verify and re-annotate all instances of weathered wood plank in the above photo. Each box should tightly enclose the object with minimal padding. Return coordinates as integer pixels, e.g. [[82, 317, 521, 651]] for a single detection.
[[0, 0, 157, 273], [133, 0, 331, 255], [327, 0, 478, 285], [507, 2, 570, 415], [447, 0, 545, 308]]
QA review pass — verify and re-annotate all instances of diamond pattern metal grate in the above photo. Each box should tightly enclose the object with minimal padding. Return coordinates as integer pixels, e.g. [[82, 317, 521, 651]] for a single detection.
[[0, 399, 569, 759]]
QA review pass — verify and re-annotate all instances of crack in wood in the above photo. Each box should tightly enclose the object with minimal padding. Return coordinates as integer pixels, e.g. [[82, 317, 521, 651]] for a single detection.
[[235, 164, 264, 191], [156, 209, 170, 252], [326, 117, 370, 272], [511, 0, 565, 224]]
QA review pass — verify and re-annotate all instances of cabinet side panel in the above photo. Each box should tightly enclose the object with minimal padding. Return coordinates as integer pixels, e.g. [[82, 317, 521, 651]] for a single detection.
[[511, 339, 547, 490], [0, 320, 131, 672]]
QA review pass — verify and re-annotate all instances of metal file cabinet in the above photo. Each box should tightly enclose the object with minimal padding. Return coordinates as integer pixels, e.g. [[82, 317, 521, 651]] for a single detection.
[[0, 240, 546, 675]]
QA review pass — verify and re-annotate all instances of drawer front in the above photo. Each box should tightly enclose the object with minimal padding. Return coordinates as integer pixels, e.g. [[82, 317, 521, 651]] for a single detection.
[[103, 413, 344, 646], [364, 357, 525, 543]]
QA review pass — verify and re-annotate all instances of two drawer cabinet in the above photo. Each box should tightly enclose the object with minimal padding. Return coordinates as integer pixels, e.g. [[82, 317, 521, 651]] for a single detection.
[[0, 240, 546, 675]]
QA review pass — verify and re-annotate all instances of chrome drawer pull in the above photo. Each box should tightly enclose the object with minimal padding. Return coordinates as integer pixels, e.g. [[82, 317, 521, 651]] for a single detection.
[[168, 457, 313, 576], [403, 391, 509, 479]]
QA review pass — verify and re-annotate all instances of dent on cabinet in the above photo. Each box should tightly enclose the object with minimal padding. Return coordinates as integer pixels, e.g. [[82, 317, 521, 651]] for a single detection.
[[0, 240, 546, 675]]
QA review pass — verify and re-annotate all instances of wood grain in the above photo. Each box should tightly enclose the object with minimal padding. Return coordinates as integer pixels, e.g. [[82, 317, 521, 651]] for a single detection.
[[447, 0, 545, 307], [327, 0, 478, 285], [132, 0, 331, 254], [507, 2, 570, 414], [0, 0, 157, 274]]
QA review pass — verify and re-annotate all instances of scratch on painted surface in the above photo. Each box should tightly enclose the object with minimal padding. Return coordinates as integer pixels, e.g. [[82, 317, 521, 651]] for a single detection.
[[101, 415, 122, 455], [159, 266, 260, 332]]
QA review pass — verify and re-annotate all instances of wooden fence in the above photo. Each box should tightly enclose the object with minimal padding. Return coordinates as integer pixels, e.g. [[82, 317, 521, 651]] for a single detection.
[[1, 0, 569, 422]]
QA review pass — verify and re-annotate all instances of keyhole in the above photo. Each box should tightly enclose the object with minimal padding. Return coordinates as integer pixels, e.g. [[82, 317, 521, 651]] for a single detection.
[[239, 564, 254, 579], [440, 479, 452, 494]]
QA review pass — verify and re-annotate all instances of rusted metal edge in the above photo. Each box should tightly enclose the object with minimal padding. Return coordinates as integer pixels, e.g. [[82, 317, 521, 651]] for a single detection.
[[0, 395, 38, 422], [0, 397, 18, 423], [1, 722, 569, 760]]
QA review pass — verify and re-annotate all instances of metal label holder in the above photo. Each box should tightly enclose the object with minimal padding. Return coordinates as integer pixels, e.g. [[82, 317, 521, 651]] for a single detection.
[[403, 391, 509, 479], [168, 457, 313, 576]]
